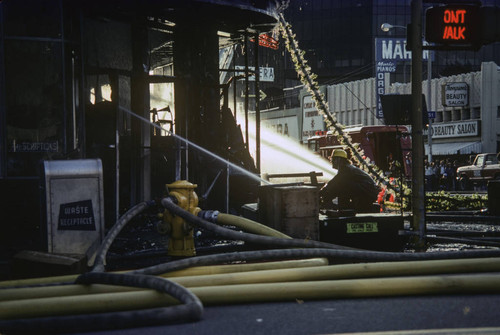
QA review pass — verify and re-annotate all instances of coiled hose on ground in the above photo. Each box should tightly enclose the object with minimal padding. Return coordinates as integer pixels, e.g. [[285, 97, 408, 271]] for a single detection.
[[0, 200, 204, 333], [0, 272, 202, 333], [3, 196, 500, 333], [140, 197, 500, 273]]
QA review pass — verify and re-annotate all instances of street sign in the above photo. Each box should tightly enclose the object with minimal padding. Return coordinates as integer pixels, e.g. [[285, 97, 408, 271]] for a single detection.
[[235, 66, 275, 82], [425, 4, 481, 50], [425, 5, 500, 50], [442, 82, 469, 107], [428, 111, 436, 119]]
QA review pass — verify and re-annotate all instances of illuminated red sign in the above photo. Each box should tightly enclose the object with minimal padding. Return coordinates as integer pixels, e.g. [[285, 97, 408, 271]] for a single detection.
[[251, 33, 279, 50], [442, 9, 467, 40], [425, 4, 481, 48]]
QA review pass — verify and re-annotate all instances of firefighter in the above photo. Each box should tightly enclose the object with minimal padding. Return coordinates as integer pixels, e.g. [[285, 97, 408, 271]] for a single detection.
[[320, 149, 380, 213]]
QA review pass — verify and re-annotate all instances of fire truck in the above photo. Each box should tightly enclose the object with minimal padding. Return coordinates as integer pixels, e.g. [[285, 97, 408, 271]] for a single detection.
[[307, 125, 412, 179]]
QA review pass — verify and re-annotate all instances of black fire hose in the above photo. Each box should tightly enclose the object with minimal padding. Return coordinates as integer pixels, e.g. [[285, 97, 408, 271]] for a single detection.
[[4, 198, 500, 334], [93, 201, 156, 272], [0, 272, 203, 334], [132, 246, 500, 276], [162, 196, 358, 251], [0, 200, 205, 334], [135, 197, 500, 276]]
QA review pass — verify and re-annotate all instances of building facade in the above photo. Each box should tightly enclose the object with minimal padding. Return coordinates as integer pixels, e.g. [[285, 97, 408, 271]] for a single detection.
[[258, 1, 500, 163], [326, 62, 500, 161], [281, 0, 500, 88], [261, 61, 499, 162]]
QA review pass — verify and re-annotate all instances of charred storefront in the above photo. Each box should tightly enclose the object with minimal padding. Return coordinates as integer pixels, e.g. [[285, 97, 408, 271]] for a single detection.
[[0, 0, 278, 250]]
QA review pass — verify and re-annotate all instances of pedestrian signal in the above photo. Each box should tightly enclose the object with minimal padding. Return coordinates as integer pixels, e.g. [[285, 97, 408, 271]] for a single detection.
[[425, 4, 481, 50]]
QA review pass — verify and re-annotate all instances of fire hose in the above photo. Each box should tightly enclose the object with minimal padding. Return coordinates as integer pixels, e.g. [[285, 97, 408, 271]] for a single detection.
[[3, 196, 500, 333]]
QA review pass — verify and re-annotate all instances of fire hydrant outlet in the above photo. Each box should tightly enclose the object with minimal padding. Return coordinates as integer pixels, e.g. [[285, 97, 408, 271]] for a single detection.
[[163, 180, 200, 257]]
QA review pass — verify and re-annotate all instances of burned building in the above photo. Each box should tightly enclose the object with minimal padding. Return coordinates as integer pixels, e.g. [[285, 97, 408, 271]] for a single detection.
[[0, 0, 278, 251]]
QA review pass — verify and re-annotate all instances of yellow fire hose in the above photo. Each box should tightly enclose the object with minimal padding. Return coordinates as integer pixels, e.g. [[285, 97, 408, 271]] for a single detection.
[[2, 256, 499, 302], [214, 212, 292, 239], [0, 274, 79, 289], [2, 257, 500, 319], [1, 258, 324, 300], [1, 271, 500, 319], [0, 257, 327, 289], [3, 197, 500, 328]]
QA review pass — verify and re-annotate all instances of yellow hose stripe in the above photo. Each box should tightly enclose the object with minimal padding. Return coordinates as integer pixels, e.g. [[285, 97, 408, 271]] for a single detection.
[[217, 213, 292, 239], [1, 273, 500, 319], [162, 257, 328, 277], [0, 257, 328, 289], [2, 257, 499, 302]]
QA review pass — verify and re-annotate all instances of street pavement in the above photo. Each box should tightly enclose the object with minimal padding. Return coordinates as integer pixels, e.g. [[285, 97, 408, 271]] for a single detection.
[[69, 294, 500, 335]]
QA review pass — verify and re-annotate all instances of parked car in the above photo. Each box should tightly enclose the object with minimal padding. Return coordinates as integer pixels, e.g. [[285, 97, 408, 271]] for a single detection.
[[456, 153, 500, 190]]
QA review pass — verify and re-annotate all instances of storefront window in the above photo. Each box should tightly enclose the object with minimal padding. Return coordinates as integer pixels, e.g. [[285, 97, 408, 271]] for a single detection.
[[472, 107, 481, 119], [462, 108, 471, 120], [1, 0, 82, 178], [436, 111, 443, 123], [5, 40, 64, 176], [443, 109, 451, 122]]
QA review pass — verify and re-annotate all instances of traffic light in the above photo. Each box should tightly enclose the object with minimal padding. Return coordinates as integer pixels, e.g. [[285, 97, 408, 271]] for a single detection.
[[425, 4, 500, 50], [425, 4, 481, 49]]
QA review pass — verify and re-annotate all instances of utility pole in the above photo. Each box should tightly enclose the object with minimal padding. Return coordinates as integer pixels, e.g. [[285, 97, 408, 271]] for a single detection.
[[254, 31, 261, 173], [411, 0, 426, 249], [427, 50, 433, 163]]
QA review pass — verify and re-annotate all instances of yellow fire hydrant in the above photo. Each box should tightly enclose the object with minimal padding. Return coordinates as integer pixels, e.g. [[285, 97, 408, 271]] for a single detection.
[[160, 180, 201, 256]]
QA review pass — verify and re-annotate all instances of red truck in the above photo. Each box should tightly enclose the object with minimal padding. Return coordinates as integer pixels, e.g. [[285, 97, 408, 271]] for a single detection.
[[456, 153, 500, 190], [306, 125, 412, 179]]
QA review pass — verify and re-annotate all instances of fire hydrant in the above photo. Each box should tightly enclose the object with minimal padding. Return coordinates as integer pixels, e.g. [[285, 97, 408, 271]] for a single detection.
[[160, 180, 201, 256]]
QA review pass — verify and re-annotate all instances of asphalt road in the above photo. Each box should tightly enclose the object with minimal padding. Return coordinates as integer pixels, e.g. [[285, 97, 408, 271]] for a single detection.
[[68, 294, 500, 335]]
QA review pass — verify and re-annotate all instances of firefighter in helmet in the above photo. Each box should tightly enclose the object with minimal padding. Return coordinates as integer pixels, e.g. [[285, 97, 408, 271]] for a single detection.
[[319, 149, 380, 213]]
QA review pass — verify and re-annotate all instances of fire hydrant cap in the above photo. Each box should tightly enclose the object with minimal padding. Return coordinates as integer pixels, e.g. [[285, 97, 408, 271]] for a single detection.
[[167, 180, 198, 189]]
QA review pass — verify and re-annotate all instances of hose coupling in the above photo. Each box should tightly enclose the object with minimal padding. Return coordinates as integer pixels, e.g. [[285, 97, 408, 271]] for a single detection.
[[198, 210, 219, 223]]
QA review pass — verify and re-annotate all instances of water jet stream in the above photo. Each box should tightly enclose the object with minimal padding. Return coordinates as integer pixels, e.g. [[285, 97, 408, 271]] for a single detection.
[[120, 106, 336, 186], [119, 106, 270, 185], [247, 125, 336, 183]]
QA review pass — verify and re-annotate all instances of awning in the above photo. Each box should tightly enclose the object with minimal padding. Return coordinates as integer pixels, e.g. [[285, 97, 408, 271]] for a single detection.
[[425, 141, 482, 156]]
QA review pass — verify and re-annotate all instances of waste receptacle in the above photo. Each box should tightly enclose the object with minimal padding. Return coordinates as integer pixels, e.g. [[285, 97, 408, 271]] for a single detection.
[[42, 159, 105, 256]]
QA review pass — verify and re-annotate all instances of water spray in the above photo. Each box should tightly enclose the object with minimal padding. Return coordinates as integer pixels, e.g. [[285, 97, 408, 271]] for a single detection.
[[118, 106, 271, 186]]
